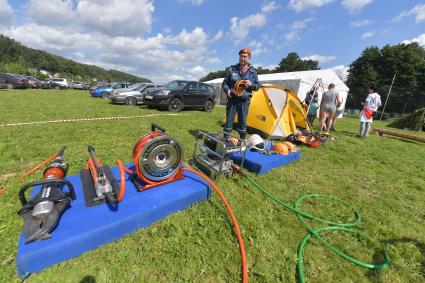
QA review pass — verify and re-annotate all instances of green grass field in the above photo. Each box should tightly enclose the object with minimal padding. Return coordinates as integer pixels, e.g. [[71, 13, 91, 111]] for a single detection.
[[0, 89, 424, 282]]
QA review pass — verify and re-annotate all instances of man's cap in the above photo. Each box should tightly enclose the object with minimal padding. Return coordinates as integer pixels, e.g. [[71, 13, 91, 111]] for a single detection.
[[239, 48, 252, 56]]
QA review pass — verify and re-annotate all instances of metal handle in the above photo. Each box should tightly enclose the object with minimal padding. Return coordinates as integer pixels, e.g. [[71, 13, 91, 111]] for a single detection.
[[151, 123, 166, 133], [87, 145, 96, 155], [19, 178, 76, 206], [53, 146, 67, 164], [56, 146, 67, 158]]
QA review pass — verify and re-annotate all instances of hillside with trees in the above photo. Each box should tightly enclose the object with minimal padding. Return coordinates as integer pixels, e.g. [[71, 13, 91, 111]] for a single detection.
[[0, 35, 150, 83]]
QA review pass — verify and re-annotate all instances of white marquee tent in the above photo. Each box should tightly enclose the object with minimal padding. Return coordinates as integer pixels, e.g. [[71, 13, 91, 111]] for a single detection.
[[205, 69, 349, 115]]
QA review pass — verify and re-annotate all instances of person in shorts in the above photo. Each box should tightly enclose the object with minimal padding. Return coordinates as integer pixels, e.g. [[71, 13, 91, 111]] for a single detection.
[[319, 83, 342, 133]]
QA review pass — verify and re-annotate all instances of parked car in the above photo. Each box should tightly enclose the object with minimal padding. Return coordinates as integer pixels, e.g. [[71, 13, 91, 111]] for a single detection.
[[49, 78, 69, 89], [109, 83, 160, 105], [89, 82, 110, 92], [39, 79, 52, 88], [90, 82, 132, 98], [0, 72, 30, 89], [143, 80, 215, 112], [0, 79, 7, 89], [72, 81, 89, 89], [23, 76, 41, 88]]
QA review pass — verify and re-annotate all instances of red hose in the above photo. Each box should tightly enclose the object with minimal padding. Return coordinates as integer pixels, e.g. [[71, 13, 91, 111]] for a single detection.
[[0, 150, 60, 196], [182, 167, 248, 283], [116, 160, 126, 202]]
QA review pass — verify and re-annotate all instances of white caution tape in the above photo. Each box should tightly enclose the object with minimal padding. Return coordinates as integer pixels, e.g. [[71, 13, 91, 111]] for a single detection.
[[0, 114, 187, 128]]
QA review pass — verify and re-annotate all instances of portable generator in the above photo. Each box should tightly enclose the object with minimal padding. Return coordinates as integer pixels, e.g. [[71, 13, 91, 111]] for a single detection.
[[192, 131, 247, 181]]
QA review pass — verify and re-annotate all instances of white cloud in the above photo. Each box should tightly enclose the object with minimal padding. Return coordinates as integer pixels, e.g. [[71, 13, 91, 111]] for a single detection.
[[206, 57, 221, 64], [255, 63, 278, 70], [248, 40, 262, 49], [0, 0, 14, 26], [3, 22, 216, 82], [229, 2, 278, 43], [178, 0, 204, 6], [350, 19, 373, 27], [211, 30, 223, 42], [261, 1, 280, 13], [402, 34, 425, 47], [248, 39, 266, 55], [284, 18, 313, 44], [342, 0, 373, 13], [166, 27, 208, 48], [168, 74, 185, 81], [187, 65, 206, 75], [230, 14, 267, 43], [287, 0, 334, 13], [329, 65, 349, 81], [393, 3, 425, 23], [361, 31, 374, 39], [26, 0, 74, 26], [76, 0, 154, 36], [302, 54, 336, 64]]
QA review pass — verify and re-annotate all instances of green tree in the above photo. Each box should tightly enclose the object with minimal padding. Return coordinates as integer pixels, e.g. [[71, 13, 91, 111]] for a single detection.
[[346, 43, 425, 113], [276, 52, 319, 72]]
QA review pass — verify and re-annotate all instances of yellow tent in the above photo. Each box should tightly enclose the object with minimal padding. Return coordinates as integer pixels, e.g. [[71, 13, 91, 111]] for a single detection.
[[229, 84, 311, 139]]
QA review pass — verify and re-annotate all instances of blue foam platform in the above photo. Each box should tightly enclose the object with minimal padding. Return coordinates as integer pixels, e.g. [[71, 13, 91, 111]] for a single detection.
[[16, 164, 211, 277], [228, 148, 300, 175]]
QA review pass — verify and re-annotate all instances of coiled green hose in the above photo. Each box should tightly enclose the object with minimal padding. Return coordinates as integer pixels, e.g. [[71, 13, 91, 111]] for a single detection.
[[237, 170, 391, 282]]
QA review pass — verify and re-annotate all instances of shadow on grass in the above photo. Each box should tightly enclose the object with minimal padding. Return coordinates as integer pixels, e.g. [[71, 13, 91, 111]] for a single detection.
[[340, 130, 358, 137], [364, 249, 391, 283], [79, 275, 96, 283], [379, 237, 425, 279]]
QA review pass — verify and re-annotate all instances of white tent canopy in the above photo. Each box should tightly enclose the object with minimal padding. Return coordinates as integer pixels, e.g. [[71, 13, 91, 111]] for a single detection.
[[204, 69, 349, 113]]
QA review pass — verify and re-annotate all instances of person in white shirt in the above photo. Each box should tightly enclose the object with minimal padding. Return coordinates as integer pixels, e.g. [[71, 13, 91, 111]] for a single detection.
[[359, 85, 382, 137]]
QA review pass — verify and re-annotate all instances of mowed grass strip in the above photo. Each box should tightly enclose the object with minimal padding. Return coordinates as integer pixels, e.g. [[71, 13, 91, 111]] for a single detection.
[[0, 89, 424, 282]]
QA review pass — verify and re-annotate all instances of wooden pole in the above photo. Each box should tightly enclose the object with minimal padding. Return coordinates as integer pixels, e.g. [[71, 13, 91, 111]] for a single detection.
[[380, 73, 396, 120], [373, 128, 425, 143]]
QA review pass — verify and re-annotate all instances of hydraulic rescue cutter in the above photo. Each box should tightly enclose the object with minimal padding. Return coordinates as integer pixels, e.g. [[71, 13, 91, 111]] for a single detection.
[[18, 146, 76, 244]]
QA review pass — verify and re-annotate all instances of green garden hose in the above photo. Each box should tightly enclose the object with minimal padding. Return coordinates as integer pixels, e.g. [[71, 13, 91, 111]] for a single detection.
[[235, 169, 391, 282]]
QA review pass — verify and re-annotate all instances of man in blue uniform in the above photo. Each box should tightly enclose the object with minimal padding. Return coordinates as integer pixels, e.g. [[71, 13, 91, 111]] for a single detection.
[[222, 48, 260, 139]]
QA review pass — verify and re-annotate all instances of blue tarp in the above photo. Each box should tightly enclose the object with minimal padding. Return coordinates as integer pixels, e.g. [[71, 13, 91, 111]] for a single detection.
[[229, 148, 300, 175], [16, 164, 211, 277]]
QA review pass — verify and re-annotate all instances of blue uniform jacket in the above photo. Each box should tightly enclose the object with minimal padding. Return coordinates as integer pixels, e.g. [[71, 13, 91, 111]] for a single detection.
[[222, 63, 260, 101]]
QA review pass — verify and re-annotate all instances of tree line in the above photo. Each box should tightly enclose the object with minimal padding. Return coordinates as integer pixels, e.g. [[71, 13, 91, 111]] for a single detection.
[[0, 35, 150, 83]]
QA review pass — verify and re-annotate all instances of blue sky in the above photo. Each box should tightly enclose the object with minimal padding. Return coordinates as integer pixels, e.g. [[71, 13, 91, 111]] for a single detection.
[[0, 0, 424, 82]]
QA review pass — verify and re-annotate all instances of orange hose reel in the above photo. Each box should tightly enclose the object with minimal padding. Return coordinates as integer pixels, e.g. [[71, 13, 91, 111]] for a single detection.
[[130, 123, 184, 191]]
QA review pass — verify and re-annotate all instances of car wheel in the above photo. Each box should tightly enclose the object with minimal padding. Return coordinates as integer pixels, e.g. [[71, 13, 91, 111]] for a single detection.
[[168, 98, 183, 112], [101, 92, 109, 98], [204, 100, 214, 112], [125, 97, 137, 106]]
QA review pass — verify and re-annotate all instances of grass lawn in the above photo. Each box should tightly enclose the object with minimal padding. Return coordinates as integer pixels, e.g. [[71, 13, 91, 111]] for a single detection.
[[0, 88, 424, 282]]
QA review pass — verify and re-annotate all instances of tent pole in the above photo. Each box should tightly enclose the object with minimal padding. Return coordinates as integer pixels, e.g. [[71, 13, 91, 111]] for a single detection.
[[304, 78, 320, 115], [380, 73, 396, 120]]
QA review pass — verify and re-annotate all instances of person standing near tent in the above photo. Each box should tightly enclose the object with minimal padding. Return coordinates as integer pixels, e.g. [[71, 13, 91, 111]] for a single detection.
[[330, 95, 344, 131], [222, 48, 260, 139], [319, 83, 342, 133], [304, 85, 318, 107], [359, 85, 381, 137], [307, 97, 320, 125]]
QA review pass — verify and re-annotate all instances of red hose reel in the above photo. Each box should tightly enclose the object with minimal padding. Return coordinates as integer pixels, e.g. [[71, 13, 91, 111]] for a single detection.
[[130, 123, 184, 191]]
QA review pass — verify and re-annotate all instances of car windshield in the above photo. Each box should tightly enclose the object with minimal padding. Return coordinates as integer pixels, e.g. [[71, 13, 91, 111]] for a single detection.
[[164, 81, 187, 90], [129, 83, 145, 91]]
